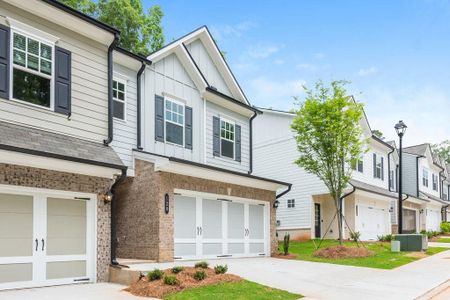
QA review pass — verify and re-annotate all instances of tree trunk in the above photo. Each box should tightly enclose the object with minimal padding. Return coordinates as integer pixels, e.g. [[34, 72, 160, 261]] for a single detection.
[[335, 196, 344, 245]]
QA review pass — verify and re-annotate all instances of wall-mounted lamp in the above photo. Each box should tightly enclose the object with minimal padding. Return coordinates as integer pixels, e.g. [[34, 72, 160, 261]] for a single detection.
[[389, 207, 394, 213], [99, 190, 113, 204], [419, 209, 424, 214], [273, 200, 280, 209]]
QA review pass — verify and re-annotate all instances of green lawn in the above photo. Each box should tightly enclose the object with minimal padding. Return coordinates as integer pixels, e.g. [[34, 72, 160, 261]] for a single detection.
[[284, 240, 448, 269], [165, 280, 302, 300], [435, 237, 450, 243]]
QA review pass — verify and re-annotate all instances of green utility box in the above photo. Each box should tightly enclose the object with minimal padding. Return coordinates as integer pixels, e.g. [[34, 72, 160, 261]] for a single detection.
[[394, 234, 427, 251]]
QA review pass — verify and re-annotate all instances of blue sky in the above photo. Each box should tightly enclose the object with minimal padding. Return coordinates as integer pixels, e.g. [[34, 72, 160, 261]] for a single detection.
[[145, 0, 450, 146]]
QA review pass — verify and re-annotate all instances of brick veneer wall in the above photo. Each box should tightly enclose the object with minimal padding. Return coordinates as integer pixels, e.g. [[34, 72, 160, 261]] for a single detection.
[[115, 159, 277, 262], [0, 163, 113, 282]]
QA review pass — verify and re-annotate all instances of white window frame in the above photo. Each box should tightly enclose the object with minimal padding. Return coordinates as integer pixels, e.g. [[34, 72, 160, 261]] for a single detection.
[[390, 170, 395, 190], [375, 154, 383, 179], [287, 199, 295, 208], [9, 26, 56, 111], [432, 173, 438, 191], [423, 168, 429, 187], [164, 97, 185, 147], [352, 157, 363, 173], [112, 78, 127, 122], [220, 118, 235, 160]]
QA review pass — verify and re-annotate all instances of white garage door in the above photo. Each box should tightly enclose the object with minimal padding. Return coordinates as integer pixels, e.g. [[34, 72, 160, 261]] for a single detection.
[[426, 209, 441, 231], [174, 193, 268, 260], [0, 188, 95, 290], [356, 205, 388, 241]]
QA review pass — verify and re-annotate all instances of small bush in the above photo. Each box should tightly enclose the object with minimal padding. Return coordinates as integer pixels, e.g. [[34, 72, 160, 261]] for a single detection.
[[214, 264, 228, 274], [422, 230, 440, 239], [193, 270, 207, 281], [350, 231, 361, 242], [194, 261, 209, 269], [171, 266, 184, 274], [283, 233, 290, 255], [441, 222, 450, 233], [377, 234, 394, 242], [163, 275, 179, 285], [147, 269, 163, 281]]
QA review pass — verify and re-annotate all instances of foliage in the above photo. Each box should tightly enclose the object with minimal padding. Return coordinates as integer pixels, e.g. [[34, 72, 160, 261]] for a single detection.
[[171, 266, 184, 274], [377, 234, 394, 242], [163, 275, 179, 285], [349, 231, 361, 242], [60, 0, 164, 55], [441, 222, 450, 233], [291, 80, 367, 244], [194, 261, 209, 269], [372, 129, 384, 139], [421, 230, 440, 239], [193, 270, 207, 281], [282, 233, 290, 255], [432, 140, 450, 164], [147, 268, 164, 281], [213, 264, 228, 274]]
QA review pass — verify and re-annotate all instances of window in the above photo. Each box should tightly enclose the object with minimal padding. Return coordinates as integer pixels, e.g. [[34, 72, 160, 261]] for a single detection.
[[389, 170, 395, 190], [432, 174, 438, 191], [351, 157, 363, 173], [374, 154, 383, 179], [422, 169, 429, 187], [165, 99, 184, 145], [113, 79, 126, 120], [287, 199, 295, 208], [12, 32, 53, 108], [220, 119, 235, 159]]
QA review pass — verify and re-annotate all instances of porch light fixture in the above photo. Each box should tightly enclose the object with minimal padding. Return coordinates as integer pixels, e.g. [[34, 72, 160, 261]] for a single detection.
[[99, 190, 113, 204], [395, 120, 407, 234], [273, 200, 280, 209]]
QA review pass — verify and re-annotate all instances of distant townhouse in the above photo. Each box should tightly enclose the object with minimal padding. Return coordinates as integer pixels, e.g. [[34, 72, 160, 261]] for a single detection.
[[253, 106, 399, 241]]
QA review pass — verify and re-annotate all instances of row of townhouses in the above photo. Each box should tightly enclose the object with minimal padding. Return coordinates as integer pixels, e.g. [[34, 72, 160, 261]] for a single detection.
[[0, 0, 448, 291]]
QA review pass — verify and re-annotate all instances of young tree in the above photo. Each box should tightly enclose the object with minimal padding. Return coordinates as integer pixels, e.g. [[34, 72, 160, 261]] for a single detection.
[[372, 129, 384, 139], [60, 0, 164, 55], [432, 140, 450, 164], [291, 80, 367, 245]]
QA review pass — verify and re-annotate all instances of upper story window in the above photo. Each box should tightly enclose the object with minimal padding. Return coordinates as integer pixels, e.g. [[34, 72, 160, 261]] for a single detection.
[[287, 199, 295, 208], [220, 119, 235, 159], [351, 157, 364, 173], [165, 99, 184, 146], [432, 174, 438, 191], [12, 32, 53, 108], [389, 170, 395, 190], [373, 153, 384, 180], [422, 168, 429, 187], [113, 79, 126, 120]]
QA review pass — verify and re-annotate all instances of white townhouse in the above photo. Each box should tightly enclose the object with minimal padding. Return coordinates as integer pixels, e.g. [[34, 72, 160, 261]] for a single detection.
[[113, 26, 290, 263], [253, 106, 400, 241]]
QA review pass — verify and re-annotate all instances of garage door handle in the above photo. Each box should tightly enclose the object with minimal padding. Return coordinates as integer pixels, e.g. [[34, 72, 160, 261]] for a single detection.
[[42, 239, 45, 251], [35, 239, 38, 251]]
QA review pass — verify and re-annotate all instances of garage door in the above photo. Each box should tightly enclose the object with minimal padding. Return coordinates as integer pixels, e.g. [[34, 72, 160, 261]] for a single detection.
[[356, 205, 388, 241], [174, 193, 268, 260], [426, 209, 441, 231], [0, 189, 95, 290]]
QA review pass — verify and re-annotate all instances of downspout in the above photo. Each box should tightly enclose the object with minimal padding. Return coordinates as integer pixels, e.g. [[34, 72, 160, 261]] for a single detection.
[[439, 169, 445, 199], [110, 169, 127, 265], [276, 183, 292, 199], [136, 61, 149, 150], [104, 34, 120, 145], [416, 156, 421, 198], [387, 148, 395, 191], [340, 184, 356, 239], [248, 111, 258, 174]]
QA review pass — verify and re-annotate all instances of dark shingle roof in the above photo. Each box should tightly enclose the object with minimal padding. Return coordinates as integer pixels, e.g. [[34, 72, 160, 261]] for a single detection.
[[0, 121, 125, 169], [403, 143, 429, 156], [349, 179, 398, 199], [419, 191, 448, 205]]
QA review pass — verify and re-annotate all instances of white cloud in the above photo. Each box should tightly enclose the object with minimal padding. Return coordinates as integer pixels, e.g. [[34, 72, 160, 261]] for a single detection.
[[210, 21, 257, 41], [249, 77, 306, 109], [246, 44, 282, 59], [357, 67, 378, 77], [314, 52, 325, 59], [297, 63, 318, 71]]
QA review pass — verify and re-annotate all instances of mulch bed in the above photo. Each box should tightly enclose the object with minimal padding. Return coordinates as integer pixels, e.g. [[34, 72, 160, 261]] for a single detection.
[[273, 253, 298, 259], [125, 267, 242, 298], [313, 245, 374, 259]]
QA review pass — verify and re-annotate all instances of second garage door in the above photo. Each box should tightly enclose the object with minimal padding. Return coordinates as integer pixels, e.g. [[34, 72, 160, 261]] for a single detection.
[[426, 209, 441, 232], [356, 205, 389, 241], [174, 192, 268, 260]]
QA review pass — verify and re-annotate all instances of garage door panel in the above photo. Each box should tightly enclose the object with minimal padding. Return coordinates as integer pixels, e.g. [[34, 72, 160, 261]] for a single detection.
[[357, 205, 388, 241], [174, 243, 196, 257], [228, 202, 245, 239], [202, 199, 222, 239], [249, 205, 264, 239], [203, 243, 222, 255], [0, 263, 32, 283], [46, 261, 86, 280], [174, 196, 196, 239], [249, 243, 264, 254], [228, 243, 245, 254]]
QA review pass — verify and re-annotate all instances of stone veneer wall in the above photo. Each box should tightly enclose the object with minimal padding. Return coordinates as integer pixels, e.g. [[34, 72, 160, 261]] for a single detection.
[[115, 159, 277, 262], [0, 163, 113, 282]]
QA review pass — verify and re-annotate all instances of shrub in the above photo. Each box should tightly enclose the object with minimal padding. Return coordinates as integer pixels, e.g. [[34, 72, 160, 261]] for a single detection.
[[423, 230, 440, 239], [377, 234, 394, 242], [163, 275, 179, 285], [350, 231, 361, 242], [214, 264, 228, 274], [194, 261, 209, 269], [147, 269, 164, 281], [171, 266, 184, 274], [193, 270, 207, 281], [283, 233, 290, 255], [441, 222, 450, 233]]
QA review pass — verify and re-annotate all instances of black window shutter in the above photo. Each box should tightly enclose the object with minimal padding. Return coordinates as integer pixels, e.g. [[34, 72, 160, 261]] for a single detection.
[[155, 95, 164, 142], [0, 24, 10, 100], [213, 116, 220, 156], [235, 124, 241, 162], [185, 106, 193, 149], [54, 46, 71, 116], [381, 157, 384, 180], [373, 153, 377, 178]]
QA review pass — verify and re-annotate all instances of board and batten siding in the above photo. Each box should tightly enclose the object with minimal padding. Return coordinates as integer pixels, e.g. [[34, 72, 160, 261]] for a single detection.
[[205, 101, 249, 173], [142, 53, 203, 162], [185, 39, 233, 98], [402, 153, 419, 197], [111, 63, 138, 174], [0, 3, 109, 143]]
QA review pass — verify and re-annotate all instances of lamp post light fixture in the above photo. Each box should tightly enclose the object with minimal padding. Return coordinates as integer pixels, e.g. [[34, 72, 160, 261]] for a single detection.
[[395, 120, 407, 234]]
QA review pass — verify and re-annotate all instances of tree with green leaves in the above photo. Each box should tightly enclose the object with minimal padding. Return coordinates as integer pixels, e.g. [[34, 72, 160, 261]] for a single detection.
[[372, 129, 384, 139], [60, 0, 164, 55], [291, 80, 367, 245], [432, 140, 450, 164]]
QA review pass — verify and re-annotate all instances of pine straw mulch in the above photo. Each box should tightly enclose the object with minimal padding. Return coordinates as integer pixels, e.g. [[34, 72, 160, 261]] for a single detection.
[[124, 267, 242, 298], [313, 245, 374, 259], [272, 253, 298, 260]]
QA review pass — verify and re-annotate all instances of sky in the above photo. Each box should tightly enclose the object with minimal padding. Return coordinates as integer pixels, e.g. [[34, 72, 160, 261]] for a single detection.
[[144, 0, 450, 146]]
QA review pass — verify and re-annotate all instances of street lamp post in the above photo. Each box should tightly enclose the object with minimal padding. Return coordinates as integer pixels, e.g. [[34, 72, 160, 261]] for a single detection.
[[395, 120, 407, 234]]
